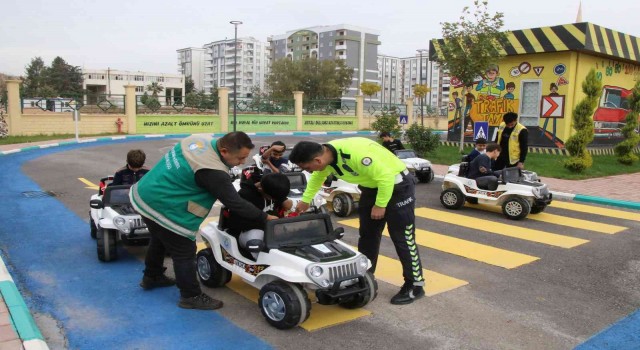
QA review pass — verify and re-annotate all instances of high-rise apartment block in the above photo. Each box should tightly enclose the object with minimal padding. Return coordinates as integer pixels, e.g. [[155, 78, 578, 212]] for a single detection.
[[177, 37, 269, 97], [177, 48, 205, 92], [268, 24, 380, 104]]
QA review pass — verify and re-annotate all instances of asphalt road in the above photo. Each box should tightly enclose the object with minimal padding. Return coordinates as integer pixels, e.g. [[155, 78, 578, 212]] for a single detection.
[[4, 135, 639, 349]]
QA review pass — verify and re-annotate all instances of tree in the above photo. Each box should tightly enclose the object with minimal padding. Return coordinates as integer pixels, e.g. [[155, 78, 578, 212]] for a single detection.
[[432, 0, 507, 151], [22, 57, 48, 97], [614, 81, 640, 165], [266, 58, 354, 100], [146, 82, 164, 97], [405, 123, 440, 156], [413, 84, 431, 125], [47, 57, 83, 96], [185, 76, 195, 94], [564, 69, 602, 172], [360, 82, 381, 104], [371, 110, 402, 138]]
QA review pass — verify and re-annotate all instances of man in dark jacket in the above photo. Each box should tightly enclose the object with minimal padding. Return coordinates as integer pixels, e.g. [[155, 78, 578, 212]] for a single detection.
[[467, 142, 502, 181], [380, 131, 404, 153]]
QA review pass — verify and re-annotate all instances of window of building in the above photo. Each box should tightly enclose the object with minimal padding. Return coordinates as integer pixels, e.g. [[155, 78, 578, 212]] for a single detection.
[[135, 75, 144, 81], [519, 80, 542, 126], [329, 41, 333, 46], [158, 77, 165, 82], [135, 86, 144, 92]]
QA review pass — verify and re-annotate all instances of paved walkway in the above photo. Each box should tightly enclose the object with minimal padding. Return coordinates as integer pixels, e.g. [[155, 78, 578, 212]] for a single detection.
[[0, 136, 638, 349]]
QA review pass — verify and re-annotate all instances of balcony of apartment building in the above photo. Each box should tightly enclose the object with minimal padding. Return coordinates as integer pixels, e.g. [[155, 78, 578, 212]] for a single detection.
[[335, 51, 347, 60], [334, 41, 347, 51]]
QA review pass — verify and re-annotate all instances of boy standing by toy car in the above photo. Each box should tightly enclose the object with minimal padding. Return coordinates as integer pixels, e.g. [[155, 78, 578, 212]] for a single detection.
[[112, 149, 149, 186], [379, 131, 404, 153]]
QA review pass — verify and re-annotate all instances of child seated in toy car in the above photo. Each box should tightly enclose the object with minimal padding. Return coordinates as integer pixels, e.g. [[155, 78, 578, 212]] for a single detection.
[[467, 143, 502, 190], [223, 172, 294, 258]]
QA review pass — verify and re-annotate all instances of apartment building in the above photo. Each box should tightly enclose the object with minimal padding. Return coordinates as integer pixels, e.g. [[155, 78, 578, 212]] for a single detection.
[[376, 53, 449, 113], [269, 24, 380, 105], [177, 47, 205, 91]]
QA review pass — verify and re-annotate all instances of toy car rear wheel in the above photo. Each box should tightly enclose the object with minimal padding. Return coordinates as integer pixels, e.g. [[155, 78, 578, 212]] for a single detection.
[[97, 228, 117, 262], [418, 171, 434, 183], [333, 193, 354, 217], [259, 281, 310, 329], [502, 197, 531, 220], [530, 204, 547, 214], [338, 271, 378, 309], [440, 188, 465, 209], [89, 214, 97, 239], [196, 249, 231, 288]]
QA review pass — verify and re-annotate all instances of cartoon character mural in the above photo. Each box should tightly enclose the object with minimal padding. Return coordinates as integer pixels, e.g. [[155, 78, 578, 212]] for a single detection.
[[593, 85, 633, 138], [475, 64, 505, 99]]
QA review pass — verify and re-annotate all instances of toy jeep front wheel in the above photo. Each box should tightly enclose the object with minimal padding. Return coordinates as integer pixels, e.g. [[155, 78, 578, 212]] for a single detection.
[[440, 188, 465, 209], [259, 281, 310, 329], [339, 271, 378, 309], [196, 249, 231, 288], [333, 193, 354, 217], [502, 197, 531, 220], [530, 204, 547, 214], [97, 228, 117, 262], [89, 214, 97, 239]]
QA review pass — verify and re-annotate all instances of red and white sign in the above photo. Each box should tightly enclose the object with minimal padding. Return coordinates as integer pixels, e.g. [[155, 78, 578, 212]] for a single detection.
[[540, 95, 565, 118]]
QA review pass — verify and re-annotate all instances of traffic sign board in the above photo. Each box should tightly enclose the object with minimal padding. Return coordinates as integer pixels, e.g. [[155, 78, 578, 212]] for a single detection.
[[541, 95, 565, 118], [399, 114, 408, 124], [473, 121, 489, 141]]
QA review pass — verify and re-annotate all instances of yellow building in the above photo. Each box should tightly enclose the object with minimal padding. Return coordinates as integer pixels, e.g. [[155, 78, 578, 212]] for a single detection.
[[430, 22, 640, 147]]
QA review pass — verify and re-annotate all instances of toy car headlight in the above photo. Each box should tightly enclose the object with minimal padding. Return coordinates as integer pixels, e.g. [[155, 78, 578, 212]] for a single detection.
[[309, 266, 323, 278], [532, 187, 542, 198], [114, 216, 130, 233], [357, 255, 369, 271]]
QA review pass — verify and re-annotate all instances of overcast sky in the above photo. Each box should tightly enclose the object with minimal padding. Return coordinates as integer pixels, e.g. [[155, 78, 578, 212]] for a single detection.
[[2, 0, 638, 76]]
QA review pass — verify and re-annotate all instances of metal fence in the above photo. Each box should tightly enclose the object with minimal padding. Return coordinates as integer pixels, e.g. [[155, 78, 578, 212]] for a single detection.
[[21, 94, 125, 114], [136, 95, 218, 114], [363, 102, 407, 117], [230, 98, 294, 115], [303, 99, 353, 115]]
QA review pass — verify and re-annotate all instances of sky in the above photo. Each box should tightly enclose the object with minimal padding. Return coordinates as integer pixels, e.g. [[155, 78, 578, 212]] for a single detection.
[[1, 0, 638, 77]]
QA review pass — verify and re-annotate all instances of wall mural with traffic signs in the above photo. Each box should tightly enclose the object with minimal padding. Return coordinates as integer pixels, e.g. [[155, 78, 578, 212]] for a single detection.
[[435, 22, 640, 147]]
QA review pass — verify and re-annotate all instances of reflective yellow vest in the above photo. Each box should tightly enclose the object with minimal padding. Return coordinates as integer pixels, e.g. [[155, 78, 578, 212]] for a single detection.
[[497, 122, 526, 165]]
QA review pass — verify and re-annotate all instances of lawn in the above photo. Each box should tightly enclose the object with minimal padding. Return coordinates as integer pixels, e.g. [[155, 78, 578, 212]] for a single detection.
[[424, 145, 640, 180]]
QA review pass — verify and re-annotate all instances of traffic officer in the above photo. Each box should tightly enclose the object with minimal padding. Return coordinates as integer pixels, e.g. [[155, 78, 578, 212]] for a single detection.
[[290, 137, 425, 305]]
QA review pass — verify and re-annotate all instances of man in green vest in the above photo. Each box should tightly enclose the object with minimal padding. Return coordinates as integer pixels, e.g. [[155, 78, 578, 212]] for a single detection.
[[495, 112, 528, 170], [130, 132, 278, 310], [289, 138, 425, 305]]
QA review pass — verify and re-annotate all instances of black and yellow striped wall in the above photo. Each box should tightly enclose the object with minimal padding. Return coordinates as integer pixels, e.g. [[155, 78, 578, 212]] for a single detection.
[[430, 22, 640, 64]]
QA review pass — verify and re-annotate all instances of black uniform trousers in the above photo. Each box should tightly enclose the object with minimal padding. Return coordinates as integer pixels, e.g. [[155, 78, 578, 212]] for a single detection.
[[357, 173, 425, 286], [142, 216, 201, 298]]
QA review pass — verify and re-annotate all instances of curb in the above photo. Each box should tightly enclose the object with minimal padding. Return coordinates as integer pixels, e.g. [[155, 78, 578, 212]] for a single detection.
[[0, 255, 49, 350]]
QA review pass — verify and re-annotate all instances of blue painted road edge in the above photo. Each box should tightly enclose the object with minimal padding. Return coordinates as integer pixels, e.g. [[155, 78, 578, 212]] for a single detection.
[[575, 310, 640, 350]]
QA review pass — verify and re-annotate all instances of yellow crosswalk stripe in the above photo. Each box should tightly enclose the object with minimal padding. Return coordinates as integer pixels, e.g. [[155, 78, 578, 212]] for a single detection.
[[339, 218, 538, 269], [416, 208, 589, 248], [466, 203, 627, 234], [78, 177, 99, 190], [551, 201, 640, 222]]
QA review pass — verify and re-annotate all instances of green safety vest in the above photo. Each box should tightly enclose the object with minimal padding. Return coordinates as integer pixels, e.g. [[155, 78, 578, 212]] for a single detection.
[[130, 134, 229, 240], [302, 137, 406, 208]]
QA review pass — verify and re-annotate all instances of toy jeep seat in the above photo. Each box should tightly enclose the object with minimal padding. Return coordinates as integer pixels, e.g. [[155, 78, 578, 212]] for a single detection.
[[458, 162, 470, 177]]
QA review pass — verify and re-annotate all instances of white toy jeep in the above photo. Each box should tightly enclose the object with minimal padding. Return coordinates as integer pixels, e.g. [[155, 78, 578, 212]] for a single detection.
[[196, 212, 377, 329], [394, 149, 435, 183], [440, 164, 552, 220], [319, 175, 361, 217], [89, 177, 149, 262]]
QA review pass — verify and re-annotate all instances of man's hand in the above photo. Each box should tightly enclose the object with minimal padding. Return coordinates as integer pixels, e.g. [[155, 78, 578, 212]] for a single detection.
[[295, 201, 310, 214], [371, 205, 386, 220], [266, 214, 279, 221]]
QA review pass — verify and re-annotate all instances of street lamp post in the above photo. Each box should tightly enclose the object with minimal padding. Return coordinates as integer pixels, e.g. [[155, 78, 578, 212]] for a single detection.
[[230, 20, 243, 132], [417, 49, 428, 126]]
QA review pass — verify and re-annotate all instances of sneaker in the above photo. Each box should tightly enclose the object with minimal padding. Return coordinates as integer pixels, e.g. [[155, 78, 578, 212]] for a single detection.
[[390, 283, 425, 305], [139, 274, 176, 290], [178, 293, 223, 310]]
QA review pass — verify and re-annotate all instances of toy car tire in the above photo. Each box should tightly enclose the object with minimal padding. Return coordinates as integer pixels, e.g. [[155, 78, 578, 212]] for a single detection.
[[333, 193, 354, 217], [502, 197, 531, 220], [196, 249, 231, 288], [530, 204, 547, 214], [259, 281, 310, 329], [90, 214, 97, 239], [97, 228, 117, 262], [440, 188, 465, 209], [417, 171, 434, 183], [338, 271, 378, 309]]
